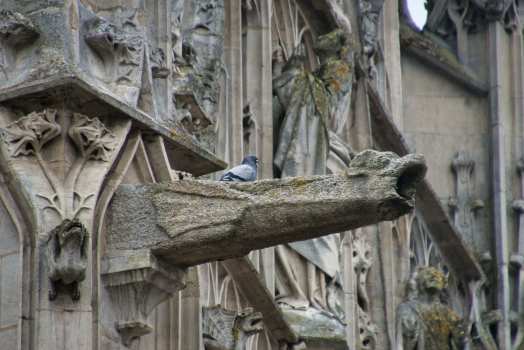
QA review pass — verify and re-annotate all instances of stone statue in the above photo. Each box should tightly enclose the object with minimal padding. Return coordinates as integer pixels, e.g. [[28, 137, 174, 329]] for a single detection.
[[46, 219, 89, 300], [272, 28, 359, 337], [395, 266, 467, 350], [358, 0, 385, 57], [273, 29, 358, 178]]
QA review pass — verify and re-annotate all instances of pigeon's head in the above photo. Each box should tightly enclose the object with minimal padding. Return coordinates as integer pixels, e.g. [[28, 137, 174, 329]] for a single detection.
[[242, 155, 259, 167]]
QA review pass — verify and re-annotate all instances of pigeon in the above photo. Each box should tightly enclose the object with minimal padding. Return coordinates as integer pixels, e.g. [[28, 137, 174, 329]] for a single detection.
[[220, 155, 258, 182]]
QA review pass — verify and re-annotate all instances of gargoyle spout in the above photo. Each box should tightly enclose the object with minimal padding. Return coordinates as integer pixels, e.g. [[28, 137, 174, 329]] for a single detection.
[[105, 150, 426, 266]]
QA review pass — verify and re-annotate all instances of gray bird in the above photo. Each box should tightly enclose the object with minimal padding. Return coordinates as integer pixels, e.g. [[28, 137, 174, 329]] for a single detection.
[[220, 155, 258, 182]]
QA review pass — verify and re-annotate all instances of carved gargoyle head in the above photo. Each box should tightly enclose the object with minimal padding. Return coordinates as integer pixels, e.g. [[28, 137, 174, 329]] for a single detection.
[[46, 218, 89, 300], [202, 305, 263, 350], [232, 308, 264, 339], [353, 229, 373, 311]]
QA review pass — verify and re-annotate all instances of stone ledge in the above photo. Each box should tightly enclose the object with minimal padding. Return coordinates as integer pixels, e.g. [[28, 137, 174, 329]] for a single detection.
[[0, 75, 227, 176], [399, 22, 488, 95]]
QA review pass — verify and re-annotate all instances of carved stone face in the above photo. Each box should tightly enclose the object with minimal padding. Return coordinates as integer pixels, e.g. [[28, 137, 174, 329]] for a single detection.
[[353, 230, 373, 311], [272, 46, 283, 63], [416, 266, 445, 295], [361, 11, 379, 56]]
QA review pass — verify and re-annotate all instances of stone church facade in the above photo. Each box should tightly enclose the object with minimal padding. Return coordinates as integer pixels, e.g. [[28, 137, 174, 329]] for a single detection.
[[0, 0, 521, 349]]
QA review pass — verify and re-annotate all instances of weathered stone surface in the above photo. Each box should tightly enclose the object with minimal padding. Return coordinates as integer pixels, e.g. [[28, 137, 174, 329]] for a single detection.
[[0, 10, 39, 82], [395, 266, 466, 350], [202, 305, 263, 350], [106, 150, 426, 266], [46, 219, 89, 301], [1, 252, 20, 328], [101, 250, 186, 347]]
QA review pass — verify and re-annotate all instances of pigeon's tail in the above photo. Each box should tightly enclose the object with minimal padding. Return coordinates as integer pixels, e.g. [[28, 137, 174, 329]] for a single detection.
[[220, 172, 245, 181]]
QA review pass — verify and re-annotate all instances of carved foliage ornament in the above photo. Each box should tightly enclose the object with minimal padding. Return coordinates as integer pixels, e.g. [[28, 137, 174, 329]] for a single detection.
[[68, 112, 117, 162], [0, 10, 39, 79], [1, 109, 61, 157], [202, 305, 263, 350], [1, 110, 116, 220], [84, 15, 144, 98]]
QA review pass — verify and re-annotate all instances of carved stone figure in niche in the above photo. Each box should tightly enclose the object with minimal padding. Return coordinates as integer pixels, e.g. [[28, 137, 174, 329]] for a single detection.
[[0, 10, 39, 81], [272, 45, 284, 77], [273, 29, 358, 177], [202, 305, 263, 350], [396, 266, 467, 350], [272, 29, 358, 336], [353, 229, 373, 312], [171, 0, 186, 64], [46, 219, 89, 300], [358, 0, 385, 57]]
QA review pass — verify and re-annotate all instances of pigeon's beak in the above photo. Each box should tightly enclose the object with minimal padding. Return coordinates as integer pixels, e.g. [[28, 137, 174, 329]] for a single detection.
[[256, 160, 259, 164]]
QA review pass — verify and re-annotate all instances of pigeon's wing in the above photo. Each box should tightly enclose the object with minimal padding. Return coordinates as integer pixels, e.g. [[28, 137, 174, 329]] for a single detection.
[[220, 164, 256, 182]]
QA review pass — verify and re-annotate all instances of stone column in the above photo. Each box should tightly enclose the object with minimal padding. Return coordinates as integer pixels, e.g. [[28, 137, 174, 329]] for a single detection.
[[488, 20, 511, 350], [243, 1, 273, 180], [223, 0, 244, 169], [382, 0, 403, 131]]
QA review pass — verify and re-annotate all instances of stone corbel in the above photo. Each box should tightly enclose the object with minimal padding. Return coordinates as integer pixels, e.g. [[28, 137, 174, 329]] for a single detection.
[[101, 250, 186, 347]]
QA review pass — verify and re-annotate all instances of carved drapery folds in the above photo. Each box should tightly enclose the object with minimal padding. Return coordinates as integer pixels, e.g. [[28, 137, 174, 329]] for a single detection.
[[0, 10, 39, 81], [202, 305, 264, 350]]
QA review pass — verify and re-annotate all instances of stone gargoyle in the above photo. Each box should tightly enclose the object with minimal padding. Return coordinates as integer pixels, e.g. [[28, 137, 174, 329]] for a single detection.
[[46, 219, 89, 300], [105, 150, 427, 267], [202, 305, 264, 350]]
